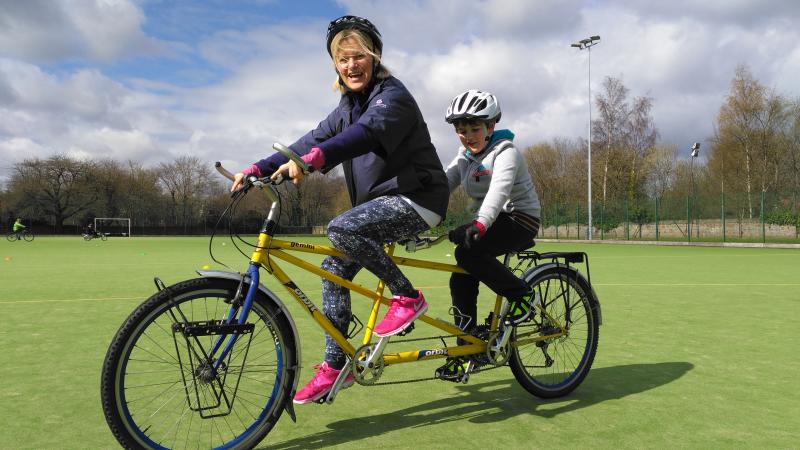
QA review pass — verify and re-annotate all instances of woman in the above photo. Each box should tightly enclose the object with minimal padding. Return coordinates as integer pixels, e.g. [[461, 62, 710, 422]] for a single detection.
[[231, 15, 449, 404]]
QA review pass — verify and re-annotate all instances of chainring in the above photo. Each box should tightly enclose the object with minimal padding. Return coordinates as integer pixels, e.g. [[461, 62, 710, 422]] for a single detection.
[[350, 343, 385, 385], [486, 330, 511, 366]]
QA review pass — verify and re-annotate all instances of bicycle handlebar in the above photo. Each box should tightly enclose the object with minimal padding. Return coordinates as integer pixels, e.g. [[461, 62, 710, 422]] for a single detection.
[[215, 142, 310, 188], [272, 142, 311, 174], [214, 161, 236, 182]]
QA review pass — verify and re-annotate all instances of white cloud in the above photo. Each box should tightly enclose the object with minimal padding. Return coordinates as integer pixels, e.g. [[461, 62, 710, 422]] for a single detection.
[[0, 0, 168, 63], [2, 0, 800, 184]]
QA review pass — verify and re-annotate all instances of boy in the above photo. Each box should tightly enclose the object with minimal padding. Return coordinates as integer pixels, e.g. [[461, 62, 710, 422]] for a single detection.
[[440, 90, 542, 381]]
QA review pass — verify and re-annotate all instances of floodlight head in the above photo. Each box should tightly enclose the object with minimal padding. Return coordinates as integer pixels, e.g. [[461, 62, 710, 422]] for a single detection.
[[691, 142, 700, 150], [580, 38, 591, 44], [591, 35, 601, 41], [571, 43, 582, 48]]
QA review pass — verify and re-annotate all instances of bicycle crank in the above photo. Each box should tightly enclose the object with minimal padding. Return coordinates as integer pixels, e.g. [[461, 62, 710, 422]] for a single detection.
[[350, 342, 386, 385], [486, 330, 512, 366]]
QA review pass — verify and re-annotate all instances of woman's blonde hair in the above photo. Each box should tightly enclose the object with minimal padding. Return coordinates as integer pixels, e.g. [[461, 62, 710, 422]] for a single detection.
[[330, 29, 390, 93]]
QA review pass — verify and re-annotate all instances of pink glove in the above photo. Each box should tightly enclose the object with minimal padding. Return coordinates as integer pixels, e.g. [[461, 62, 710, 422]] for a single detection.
[[300, 147, 326, 171], [241, 164, 262, 177]]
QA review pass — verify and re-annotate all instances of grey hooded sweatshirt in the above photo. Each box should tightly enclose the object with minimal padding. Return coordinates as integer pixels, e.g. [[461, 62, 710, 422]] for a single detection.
[[444, 129, 541, 229]]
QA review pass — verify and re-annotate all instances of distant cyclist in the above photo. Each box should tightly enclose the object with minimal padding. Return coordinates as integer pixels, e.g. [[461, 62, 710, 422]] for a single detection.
[[12, 217, 26, 238], [438, 90, 542, 381]]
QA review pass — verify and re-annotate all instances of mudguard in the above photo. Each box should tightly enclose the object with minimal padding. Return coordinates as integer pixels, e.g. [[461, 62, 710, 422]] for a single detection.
[[196, 269, 302, 420], [521, 262, 603, 325]]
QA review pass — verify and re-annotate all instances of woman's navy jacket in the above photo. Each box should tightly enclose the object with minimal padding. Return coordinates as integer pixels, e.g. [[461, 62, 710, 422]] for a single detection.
[[253, 76, 448, 217]]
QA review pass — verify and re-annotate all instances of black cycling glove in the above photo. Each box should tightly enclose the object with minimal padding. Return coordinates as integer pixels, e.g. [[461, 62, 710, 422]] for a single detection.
[[448, 222, 483, 249]]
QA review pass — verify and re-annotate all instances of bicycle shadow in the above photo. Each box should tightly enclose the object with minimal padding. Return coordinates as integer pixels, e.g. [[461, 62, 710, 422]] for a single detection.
[[262, 361, 693, 449]]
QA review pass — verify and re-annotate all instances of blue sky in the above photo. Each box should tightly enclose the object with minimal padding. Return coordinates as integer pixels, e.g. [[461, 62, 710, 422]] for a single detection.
[[2, 0, 800, 183]]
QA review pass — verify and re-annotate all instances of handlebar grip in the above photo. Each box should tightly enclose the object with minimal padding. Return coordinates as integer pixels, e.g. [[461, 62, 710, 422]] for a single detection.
[[215, 161, 236, 181], [273, 142, 311, 174]]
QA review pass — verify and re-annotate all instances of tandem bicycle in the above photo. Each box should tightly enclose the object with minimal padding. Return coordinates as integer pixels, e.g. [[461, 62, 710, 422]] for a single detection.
[[100, 143, 602, 449]]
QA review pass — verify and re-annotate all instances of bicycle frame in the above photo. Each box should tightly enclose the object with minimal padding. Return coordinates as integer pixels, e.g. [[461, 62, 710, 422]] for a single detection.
[[249, 234, 490, 363], [205, 171, 568, 375]]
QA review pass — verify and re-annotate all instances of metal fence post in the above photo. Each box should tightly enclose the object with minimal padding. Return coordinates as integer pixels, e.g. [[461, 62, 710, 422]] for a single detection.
[[687, 195, 691, 243], [761, 191, 766, 244], [625, 199, 629, 240], [655, 197, 660, 241], [721, 192, 726, 243], [600, 203, 605, 240]]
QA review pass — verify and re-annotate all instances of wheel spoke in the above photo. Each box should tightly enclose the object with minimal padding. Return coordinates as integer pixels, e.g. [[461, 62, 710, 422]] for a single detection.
[[510, 268, 599, 398]]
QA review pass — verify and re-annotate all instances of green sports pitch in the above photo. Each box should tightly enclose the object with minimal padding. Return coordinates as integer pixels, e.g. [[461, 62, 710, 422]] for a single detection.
[[1, 236, 797, 449]]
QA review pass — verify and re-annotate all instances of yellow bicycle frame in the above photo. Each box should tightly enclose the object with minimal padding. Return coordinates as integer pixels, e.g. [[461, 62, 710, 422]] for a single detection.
[[251, 233, 502, 364], [246, 229, 565, 366]]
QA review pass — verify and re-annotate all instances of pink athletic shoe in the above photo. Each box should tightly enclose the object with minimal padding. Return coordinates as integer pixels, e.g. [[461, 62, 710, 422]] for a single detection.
[[373, 291, 428, 337], [293, 362, 354, 404]]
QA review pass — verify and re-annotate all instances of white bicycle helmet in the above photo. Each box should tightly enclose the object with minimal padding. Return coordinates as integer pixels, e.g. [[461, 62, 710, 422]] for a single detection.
[[445, 90, 501, 124]]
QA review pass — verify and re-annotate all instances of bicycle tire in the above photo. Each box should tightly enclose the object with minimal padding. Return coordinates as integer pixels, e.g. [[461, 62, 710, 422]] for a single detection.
[[509, 266, 600, 398], [84, 234, 92, 241], [6, 233, 16, 242], [22, 231, 34, 242], [101, 277, 297, 449], [101, 233, 108, 241]]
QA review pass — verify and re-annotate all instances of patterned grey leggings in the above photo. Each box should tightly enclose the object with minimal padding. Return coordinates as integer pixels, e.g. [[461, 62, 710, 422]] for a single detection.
[[322, 195, 429, 369]]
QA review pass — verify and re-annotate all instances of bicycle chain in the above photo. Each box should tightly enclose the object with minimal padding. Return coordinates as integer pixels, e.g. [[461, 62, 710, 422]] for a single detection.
[[354, 332, 506, 386]]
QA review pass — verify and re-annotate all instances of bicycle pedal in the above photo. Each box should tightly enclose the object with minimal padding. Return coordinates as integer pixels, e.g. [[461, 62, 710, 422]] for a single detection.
[[397, 322, 415, 336], [434, 358, 473, 383]]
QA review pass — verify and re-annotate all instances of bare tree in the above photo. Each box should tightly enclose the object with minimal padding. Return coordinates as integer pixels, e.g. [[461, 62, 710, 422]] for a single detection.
[[626, 95, 659, 203], [10, 155, 97, 232], [158, 156, 214, 233], [783, 99, 800, 222], [593, 76, 630, 207], [644, 144, 678, 199], [714, 65, 787, 218]]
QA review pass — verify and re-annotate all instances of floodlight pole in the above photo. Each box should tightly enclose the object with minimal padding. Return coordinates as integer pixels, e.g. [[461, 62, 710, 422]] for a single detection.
[[572, 35, 600, 240], [690, 143, 700, 241]]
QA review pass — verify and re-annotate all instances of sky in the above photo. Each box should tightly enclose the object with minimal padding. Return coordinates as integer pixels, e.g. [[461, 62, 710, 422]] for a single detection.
[[2, 0, 800, 184]]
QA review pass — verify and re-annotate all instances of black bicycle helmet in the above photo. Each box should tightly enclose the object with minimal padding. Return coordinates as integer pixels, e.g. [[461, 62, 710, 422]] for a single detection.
[[326, 15, 383, 56], [445, 90, 501, 124]]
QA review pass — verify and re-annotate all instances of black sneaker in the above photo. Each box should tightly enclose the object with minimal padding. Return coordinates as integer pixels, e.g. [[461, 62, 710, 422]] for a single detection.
[[435, 357, 474, 383]]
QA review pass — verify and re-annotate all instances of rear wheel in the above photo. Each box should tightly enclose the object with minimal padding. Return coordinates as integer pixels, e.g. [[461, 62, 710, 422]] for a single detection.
[[101, 277, 297, 449], [509, 266, 599, 398], [22, 230, 34, 242], [6, 233, 17, 242]]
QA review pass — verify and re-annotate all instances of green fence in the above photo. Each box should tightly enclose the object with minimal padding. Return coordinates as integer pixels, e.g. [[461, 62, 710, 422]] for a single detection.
[[540, 192, 800, 244]]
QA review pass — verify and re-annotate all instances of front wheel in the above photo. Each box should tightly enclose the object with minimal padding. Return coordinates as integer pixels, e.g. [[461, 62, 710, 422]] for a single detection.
[[6, 233, 17, 242], [509, 266, 600, 398], [101, 233, 108, 241], [101, 277, 297, 449], [22, 230, 34, 242]]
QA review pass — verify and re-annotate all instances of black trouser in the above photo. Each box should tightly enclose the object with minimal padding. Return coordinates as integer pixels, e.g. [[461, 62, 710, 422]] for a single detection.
[[449, 213, 537, 331]]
